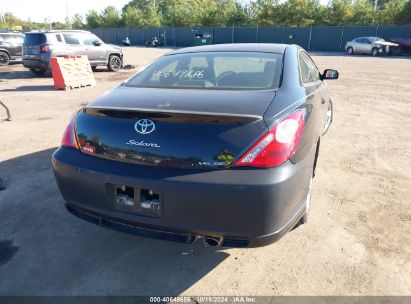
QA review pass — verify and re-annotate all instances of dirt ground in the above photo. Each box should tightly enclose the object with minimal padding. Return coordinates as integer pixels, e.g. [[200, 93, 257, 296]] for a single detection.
[[0, 47, 410, 296]]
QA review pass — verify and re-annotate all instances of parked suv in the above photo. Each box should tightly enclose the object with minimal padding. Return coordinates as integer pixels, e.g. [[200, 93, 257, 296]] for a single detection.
[[0, 31, 24, 65], [22, 30, 123, 75]]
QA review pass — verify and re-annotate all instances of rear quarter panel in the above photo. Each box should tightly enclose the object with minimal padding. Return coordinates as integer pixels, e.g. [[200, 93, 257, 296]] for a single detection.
[[263, 45, 325, 166], [289, 83, 325, 164]]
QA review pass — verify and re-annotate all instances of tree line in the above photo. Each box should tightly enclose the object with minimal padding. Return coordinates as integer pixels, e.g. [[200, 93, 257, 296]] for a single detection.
[[1, 0, 410, 31]]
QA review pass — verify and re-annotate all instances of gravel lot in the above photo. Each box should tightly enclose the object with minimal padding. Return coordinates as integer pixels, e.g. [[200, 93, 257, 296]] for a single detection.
[[0, 47, 410, 296]]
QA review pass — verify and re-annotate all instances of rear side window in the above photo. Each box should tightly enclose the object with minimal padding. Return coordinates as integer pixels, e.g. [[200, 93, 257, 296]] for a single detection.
[[63, 34, 80, 45], [125, 52, 282, 90], [56, 34, 62, 42], [299, 52, 320, 84], [14, 35, 24, 43], [1, 34, 19, 42], [24, 34, 46, 45]]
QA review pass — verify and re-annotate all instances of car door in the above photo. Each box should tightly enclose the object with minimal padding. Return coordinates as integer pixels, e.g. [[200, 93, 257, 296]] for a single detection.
[[362, 38, 373, 54], [1, 34, 19, 57], [61, 33, 86, 57], [80, 33, 106, 65], [0, 34, 4, 52], [305, 52, 333, 134], [353, 38, 365, 53], [357, 38, 373, 54], [298, 51, 326, 139], [13, 34, 24, 56]]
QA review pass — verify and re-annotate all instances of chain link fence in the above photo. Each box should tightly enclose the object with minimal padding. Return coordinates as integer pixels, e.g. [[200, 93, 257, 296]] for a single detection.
[[89, 25, 411, 52]]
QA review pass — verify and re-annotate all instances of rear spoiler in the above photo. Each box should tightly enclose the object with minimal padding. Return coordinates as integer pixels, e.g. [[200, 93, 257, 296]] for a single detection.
[[84, 106, 262, 124]]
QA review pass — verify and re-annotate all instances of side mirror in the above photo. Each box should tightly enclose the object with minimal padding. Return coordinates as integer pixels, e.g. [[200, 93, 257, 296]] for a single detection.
[[321, 69, 339, 80], [93, 40, 102, 46]]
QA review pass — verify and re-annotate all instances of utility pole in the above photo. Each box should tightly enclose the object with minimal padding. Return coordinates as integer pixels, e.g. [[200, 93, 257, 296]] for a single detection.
[[66, 2, 72, 29], [373, 0, 378, 24]]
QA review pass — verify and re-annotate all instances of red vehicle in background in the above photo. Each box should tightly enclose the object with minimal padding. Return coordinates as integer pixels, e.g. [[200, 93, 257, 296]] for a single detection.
[[389, 38, 411, 55]]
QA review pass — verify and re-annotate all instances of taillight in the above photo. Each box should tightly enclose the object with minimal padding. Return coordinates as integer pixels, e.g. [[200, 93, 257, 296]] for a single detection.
[[39, 45, 49, 53], [61, 115, 79, 149], [235, 110, 305, 168]]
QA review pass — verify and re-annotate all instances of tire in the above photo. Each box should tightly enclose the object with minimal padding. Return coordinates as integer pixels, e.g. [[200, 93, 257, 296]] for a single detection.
[[29, 67, 47, 76], [0, 51, 10, 66], [392, 47, 402, 56], [347, 47, 354, 55], [322, 101, 333, 135], [107, 55, 122, 72], [91, 66, 97, 71], [372, 47, 379, 57], [299, 174, 313, 224]]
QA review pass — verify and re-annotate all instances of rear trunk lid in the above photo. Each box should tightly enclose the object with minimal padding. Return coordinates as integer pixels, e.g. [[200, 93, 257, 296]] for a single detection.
[[22, 33, 46, 57], [75, 86, 275, 169]]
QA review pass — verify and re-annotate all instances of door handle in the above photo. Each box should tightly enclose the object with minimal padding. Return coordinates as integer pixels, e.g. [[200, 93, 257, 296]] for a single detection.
[[321, 98, 326, 104]]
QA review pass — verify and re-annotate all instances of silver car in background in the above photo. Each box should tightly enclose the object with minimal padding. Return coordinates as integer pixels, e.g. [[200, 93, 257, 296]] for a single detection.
[[22, 30, 123, 75], [345, 37, 398, 56]]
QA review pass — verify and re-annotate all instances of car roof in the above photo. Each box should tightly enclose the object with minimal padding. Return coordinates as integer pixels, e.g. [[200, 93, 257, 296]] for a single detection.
[[167, 43, 289, 55], [356, 37, 381, 40], [26, 30, 90, 34], [0, 30, 23, 35]]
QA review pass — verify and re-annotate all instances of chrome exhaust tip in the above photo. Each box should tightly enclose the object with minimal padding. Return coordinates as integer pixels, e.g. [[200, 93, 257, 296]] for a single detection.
[[204, 237, 222, 247]]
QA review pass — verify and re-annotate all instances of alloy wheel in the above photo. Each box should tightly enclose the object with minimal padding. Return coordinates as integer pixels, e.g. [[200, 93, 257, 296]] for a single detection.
[[110, 56, 121, 71], [0, 52, 10, 65]]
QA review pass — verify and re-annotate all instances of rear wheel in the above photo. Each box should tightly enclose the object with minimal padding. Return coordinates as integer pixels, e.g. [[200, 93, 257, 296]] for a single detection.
[[372, 47, 379, 56], [347, 47, 354, 55], [392, 47, 402, 56], [107, 55, 122, 72], [29, 67, 47, 76], [0, 51, 10, 66]]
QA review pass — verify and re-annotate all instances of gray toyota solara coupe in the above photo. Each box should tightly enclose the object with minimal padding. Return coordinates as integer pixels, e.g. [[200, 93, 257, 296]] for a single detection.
[[52, 43, 338, 248]]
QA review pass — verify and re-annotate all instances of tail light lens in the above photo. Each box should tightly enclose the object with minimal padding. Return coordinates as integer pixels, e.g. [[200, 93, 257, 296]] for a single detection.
[[39, 45, 49, 53], [61, 115, 79, 149], [235, 110, 305, 168]]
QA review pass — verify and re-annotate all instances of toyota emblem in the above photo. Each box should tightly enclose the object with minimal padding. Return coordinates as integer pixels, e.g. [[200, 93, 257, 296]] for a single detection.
[[134, 119, 156, 135]]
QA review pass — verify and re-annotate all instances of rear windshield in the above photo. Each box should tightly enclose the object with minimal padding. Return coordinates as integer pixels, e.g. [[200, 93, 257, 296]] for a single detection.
[[125, 52, 282, 90], [0, 34, 24, 43], [24, 33, 46, 45]]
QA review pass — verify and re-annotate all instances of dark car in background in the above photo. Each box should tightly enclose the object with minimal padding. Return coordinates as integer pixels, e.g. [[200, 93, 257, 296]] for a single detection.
[[52, 43, 338, 248], [22, 30, 123, 75], [0, 31, 24, 65], [388, 38, 411, 55]]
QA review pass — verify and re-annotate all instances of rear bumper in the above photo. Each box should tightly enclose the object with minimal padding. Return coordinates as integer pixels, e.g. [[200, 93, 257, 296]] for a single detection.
[[52, 147, 315, 247], [22, 58, 49, 70]]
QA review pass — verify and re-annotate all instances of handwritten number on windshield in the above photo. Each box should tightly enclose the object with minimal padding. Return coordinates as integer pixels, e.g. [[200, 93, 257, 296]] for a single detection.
[[152, 70, 204, 79]]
